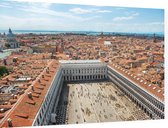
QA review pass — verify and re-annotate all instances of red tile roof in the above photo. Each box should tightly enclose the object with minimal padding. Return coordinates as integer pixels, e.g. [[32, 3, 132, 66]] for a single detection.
[[0, 60, 59, 127], [109, 64, 164, 101]]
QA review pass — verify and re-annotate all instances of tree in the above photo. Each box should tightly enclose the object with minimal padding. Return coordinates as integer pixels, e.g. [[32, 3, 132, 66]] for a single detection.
[[0, 66, 9, 77]]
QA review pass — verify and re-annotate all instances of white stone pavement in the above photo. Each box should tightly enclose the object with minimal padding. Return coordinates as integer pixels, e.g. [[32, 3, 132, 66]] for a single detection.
[[66, 82, 150, 124]]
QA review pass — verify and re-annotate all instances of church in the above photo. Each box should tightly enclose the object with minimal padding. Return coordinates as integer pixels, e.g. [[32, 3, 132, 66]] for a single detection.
[[6, 28, 20, 48]]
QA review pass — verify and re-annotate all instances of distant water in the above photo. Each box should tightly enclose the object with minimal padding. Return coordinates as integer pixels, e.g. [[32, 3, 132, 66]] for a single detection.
[[0, 30, 164, 38], [0, 50, 12, 59], [0, 30, 102, 35], [0, 49, 21, 59]]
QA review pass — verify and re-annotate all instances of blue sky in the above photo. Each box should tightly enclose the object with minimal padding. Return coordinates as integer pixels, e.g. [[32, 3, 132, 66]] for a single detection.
[[0, 0, 164, 33]]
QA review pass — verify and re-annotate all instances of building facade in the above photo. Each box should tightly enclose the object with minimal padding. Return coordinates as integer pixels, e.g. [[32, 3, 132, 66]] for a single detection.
[[60, 60, 108, 81]]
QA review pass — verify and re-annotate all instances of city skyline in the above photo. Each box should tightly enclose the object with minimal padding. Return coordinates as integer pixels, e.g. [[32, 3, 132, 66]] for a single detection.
[[0, 0, 165, 127], [0, 0, 164, 33]]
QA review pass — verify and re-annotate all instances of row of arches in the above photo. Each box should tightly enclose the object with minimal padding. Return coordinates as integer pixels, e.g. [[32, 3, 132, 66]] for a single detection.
[[122, 88, 164, 119], [107, 67, 164, 114], [108, 72, 164, 119], [63, 74, 107, 81], [108, 67, 164, 113], [62, 67, 107, 75]]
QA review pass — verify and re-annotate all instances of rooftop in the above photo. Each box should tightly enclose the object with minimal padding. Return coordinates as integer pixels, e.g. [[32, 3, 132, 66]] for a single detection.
[[0, 59, 59, 127], [0, 34, 164, 126], [59, 60, 101, 64], [109, 64, 164, 102]]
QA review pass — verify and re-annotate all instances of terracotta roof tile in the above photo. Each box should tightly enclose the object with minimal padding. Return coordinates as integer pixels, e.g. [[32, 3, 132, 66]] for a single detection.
[[0, 60, 59, 127], [109, 64, 164, 101]]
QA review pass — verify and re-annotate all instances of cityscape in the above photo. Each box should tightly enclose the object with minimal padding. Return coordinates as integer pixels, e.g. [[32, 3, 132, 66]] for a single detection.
[[0, 0, 164, 127]]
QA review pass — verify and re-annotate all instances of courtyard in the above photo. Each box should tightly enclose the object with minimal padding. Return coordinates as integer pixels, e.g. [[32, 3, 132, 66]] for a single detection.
[[62, 81, 151, 124]]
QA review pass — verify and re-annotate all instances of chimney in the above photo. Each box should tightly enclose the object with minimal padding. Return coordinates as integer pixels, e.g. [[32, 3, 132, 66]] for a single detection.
[[14, 95, 17, 99], [7, 118, 13, 127], [27, 92, 32, 99], [31, 86, 34, 91]]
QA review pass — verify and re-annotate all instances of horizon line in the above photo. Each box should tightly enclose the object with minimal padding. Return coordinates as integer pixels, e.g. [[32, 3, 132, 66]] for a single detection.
[[0, 29, 164, 34]]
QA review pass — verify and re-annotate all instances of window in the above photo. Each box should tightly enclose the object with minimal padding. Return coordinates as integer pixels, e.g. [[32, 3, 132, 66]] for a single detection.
[[44, 102, 47, 109], [41, 107, 44, 114], [39, 112, 42, 120]]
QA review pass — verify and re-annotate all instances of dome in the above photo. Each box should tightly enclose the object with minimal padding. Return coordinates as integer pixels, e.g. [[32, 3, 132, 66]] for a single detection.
[[7, 28, 15, 38]]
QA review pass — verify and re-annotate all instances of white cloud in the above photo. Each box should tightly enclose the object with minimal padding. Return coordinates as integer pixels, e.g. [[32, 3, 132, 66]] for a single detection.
[[0, 3, 12, 8], [94, 22, 163, 33], [115, 7, 125, 10], [1, 1, 163, 33], [112, 12, 139, 21], [16, 3, 101, 21], [99, 9, 112, 13], [0, 14, 163, 33], [69, 7, 112, 14], [147, 22, 164, 25], [0, 14, 100, 31], [112, 16, 133, 21], [10, 1, 112, 14], [2, 1, 107, 22], [19, 6, 81, 21], [0, 14, 68, 30], [6, 0, 48, 2], [69, 8, 92, 14]]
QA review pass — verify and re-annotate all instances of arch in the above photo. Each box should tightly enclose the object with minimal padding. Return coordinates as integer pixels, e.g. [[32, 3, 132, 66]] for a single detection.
[[150, 113, 153, 118], [96, 75, 97, 79], [161, 115, 164, 119], [156, 110, 158, 116], [146, 110, 149, 116], [139, 102, 141, 108], [141, 104, 144, 110]]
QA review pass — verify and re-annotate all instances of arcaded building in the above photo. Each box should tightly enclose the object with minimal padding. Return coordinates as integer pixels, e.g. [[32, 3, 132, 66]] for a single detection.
[[0, 60, 164, 127], [33, 60, 164, 126]]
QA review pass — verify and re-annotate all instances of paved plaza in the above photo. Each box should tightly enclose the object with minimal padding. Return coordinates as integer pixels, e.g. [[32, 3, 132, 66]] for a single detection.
[[65, 81, 151, 124]]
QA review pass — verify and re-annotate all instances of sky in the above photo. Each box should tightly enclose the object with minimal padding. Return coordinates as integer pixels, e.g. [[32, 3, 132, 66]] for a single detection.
[[0, 0, 164, 33]]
